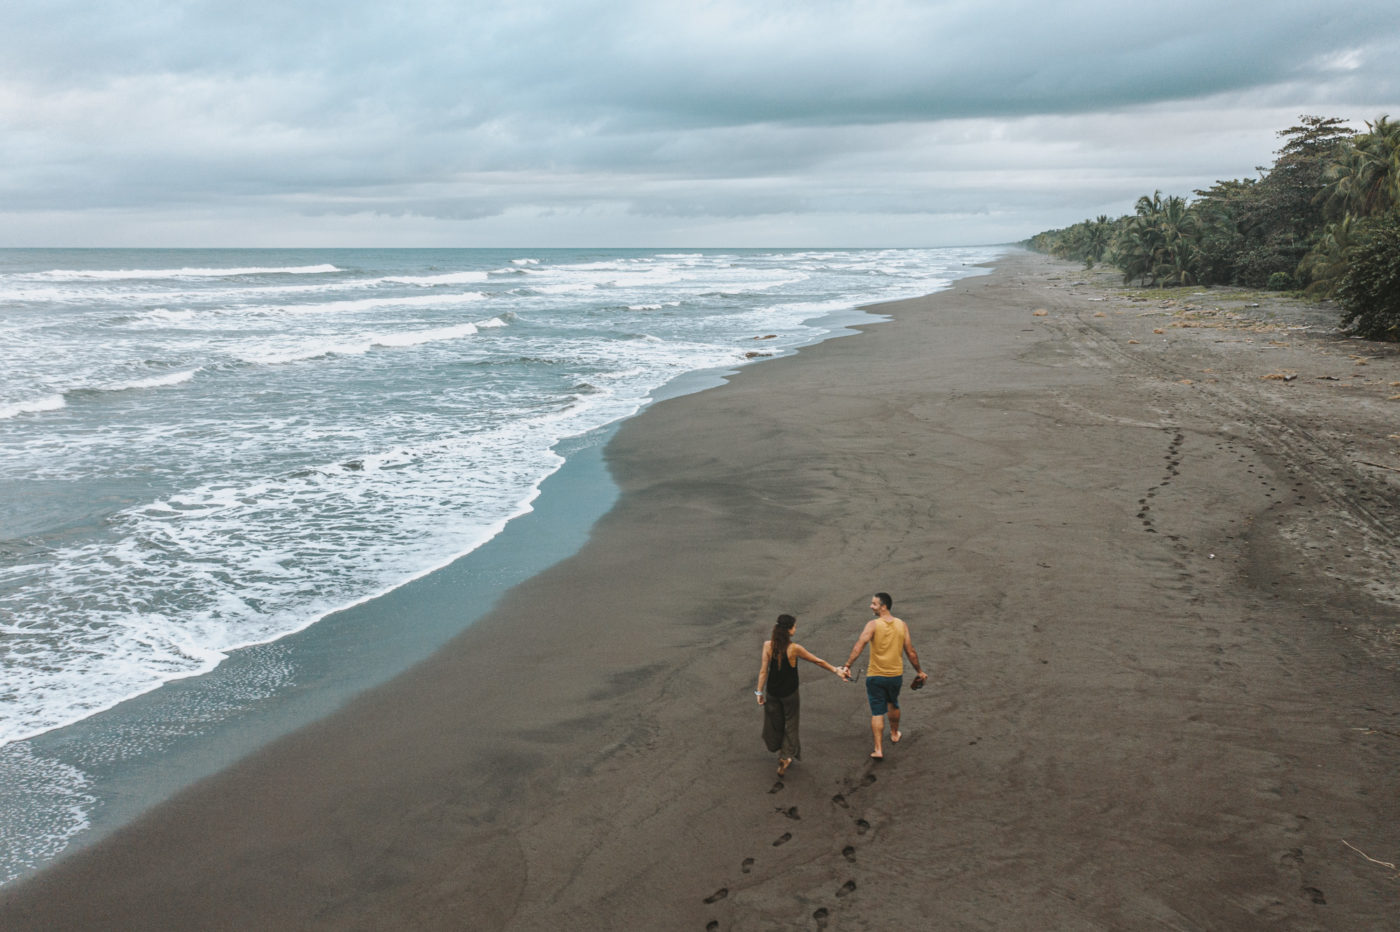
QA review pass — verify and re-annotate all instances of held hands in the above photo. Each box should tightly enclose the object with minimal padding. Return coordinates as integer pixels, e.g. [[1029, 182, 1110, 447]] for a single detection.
[[837, 664, 854, 682]]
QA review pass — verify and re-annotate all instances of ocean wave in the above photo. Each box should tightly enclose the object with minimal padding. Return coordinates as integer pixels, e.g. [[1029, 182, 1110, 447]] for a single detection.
[[24, 265, 341, 281], [0, 395, 66, 419], [99, 370, 199, 392], [0, 409, 607, 746], [235, 339, 375, 366], [118, 308, 199, 326], [3, 371, 200, 415], [372, 322, 481, 348], [526, 282, 599, 295], [236, 315, 507, 365], [247, 291, 488, 316], [376, 271, 490, 286]]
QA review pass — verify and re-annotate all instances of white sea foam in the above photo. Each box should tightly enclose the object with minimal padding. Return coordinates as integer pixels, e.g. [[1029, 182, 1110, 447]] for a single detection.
[[247, 291, 487, 316], [27, 264, 341, 281], [100, 370, 199, 392], [0, 395, 65, 419], [528, 282, 598, 295], [377, 271, 490, 286], [0, 408, 609, 745], [235, 338, 376, 366], [0, 743, 95, 885], [126, 308, 198, 325], [372, 322, 481, 347], [232, 315, 506, 365]]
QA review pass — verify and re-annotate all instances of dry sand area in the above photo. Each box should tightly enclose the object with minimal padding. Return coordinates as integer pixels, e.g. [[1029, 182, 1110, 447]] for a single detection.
[[3, 249, 1399, 930]]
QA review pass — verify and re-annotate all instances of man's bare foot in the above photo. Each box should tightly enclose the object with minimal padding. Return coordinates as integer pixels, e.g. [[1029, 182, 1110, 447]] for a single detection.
[[777, 758, 792, 776], [890, 731, 901, 743], [869, 751, 883, 760]]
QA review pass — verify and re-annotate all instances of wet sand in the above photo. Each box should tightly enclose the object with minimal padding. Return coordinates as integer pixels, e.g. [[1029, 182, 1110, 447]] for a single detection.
[[4, 250, 1399, 930]]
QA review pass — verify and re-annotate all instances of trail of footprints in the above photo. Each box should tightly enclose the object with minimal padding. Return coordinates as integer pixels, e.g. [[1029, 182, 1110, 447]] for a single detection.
[[1135, 428, 1185, 535], [703, 772, 878, 929]]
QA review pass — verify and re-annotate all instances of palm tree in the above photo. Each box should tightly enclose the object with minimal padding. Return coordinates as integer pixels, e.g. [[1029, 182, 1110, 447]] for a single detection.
[[1323, 115, 1400, 219], [1297, 215, 1360, 298], [1113, 192, 1201, 285], [1083, 215, 1112, 266], [1154, 195, 1199, 285]]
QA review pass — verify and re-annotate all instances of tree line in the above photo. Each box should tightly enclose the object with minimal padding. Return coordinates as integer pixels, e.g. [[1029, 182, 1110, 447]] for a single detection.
[[1025, 115, 1400, 341]]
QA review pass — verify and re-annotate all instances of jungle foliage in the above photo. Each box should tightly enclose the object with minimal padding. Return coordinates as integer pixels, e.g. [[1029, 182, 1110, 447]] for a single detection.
[[1026, 115, 1400, 340]]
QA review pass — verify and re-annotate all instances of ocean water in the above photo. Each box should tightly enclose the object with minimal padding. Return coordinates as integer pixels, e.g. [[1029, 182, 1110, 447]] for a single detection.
[[0, 245, 1000, 881]]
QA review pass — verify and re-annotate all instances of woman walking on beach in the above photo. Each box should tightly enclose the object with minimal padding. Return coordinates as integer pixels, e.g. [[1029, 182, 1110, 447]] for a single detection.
[[755, 614, 847, 776]]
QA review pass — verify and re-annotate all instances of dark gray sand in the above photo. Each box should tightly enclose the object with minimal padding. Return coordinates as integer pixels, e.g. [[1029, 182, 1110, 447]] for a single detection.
[[5, 250, 1399, 930]]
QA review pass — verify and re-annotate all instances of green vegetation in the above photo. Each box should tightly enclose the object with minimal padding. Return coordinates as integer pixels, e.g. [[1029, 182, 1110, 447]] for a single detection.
[[1027, 115, 1400, 340], [1337, 213, 1400, 340]]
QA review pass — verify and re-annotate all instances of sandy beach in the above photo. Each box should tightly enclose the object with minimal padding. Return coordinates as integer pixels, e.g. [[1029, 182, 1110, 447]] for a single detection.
[[4, 249, 1399, 930]]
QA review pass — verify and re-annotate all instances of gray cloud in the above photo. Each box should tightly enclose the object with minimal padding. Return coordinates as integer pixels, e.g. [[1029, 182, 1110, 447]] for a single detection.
[[2, 0, 1397, 245]]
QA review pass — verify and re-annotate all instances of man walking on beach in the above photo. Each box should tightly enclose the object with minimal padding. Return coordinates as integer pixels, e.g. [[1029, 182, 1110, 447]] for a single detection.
[[839, 593, 928, 760]]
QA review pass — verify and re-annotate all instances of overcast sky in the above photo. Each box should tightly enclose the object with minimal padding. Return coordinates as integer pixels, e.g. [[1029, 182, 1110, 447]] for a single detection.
[[3, 0, 1397, 247]]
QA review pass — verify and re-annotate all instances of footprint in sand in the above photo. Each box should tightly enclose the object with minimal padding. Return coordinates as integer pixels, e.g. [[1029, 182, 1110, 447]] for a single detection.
[[842, 845, 856, 862], [773, 832, 792, 846], [703, 888, 728, 904], [831, 793, 849, 809], [741, 857, 754, 874], [813, 907, 830, 928], [861, 774, 876, 787], [855, 819, 870, 835], [768, 780, 784, 794], [836, 880, 857, 897], [706, 922, 719, 931], [779, 806, 800, 820]]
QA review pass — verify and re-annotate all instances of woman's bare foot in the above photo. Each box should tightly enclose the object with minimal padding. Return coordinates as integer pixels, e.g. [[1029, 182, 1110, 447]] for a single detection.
[[869, 750, 883, 760], [890, 730, 901, 743], [777, 758, 792, 776]]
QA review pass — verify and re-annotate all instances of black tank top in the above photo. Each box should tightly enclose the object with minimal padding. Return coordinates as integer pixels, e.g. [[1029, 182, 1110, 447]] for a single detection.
[[767, 647, 799, 698]]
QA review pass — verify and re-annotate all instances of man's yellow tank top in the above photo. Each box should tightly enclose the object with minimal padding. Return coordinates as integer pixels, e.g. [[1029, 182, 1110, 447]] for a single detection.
[[868, 619, 904, 677]]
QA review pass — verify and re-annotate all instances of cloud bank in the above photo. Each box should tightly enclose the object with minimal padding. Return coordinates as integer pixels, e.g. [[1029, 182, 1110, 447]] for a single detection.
[[3, 0, 1397, 246]]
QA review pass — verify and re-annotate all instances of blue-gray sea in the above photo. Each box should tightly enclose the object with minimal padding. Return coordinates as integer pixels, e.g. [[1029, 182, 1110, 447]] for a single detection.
[[0, 245, 1000, 881]]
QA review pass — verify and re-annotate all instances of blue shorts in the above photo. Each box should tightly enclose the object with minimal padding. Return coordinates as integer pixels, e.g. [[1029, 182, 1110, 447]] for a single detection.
[[866, 675, 903, 716]]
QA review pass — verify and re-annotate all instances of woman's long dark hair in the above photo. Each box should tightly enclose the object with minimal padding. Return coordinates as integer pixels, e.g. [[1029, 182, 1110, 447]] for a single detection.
[[771, 614, 796, 665]]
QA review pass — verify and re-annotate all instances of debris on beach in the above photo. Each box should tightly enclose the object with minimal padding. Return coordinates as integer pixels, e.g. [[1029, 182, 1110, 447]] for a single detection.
[[1262, 372, 1298, 381]]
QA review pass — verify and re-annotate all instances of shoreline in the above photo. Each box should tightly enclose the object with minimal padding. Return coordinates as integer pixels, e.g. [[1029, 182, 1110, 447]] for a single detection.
[[4, 250, 1399, 929], [0, 289, 912, 886]]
